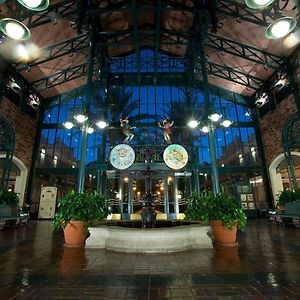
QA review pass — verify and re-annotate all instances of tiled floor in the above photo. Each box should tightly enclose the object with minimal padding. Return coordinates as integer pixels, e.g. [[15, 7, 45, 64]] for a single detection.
[[1, 219, 300, 299]]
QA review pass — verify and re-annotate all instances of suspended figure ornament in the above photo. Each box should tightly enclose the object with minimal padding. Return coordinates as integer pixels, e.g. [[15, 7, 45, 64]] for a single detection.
[[120, 117, 136, 143], [158, 118, 174, 144]]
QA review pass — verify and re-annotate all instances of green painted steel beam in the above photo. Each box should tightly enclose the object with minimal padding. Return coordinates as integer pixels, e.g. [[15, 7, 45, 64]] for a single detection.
[[154, 0, 162, 84], [35, 164, 262, 174], [131, 0, 141, 84], [44, 71, 252, 109], [15, 34, 89, 72], [32, 62, 93, 92], [45, 80, 105, 108], [95, 28, 283, 67], [205, 33, 283, 69], [217, 0, 280, 27], [205, 60, 264, 89], [19, 0, 77, 28], [85, 0, 194, 14]]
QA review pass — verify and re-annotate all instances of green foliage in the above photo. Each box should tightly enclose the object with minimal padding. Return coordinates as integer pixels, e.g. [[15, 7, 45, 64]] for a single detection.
[[276, 188, 299, 206], [0, 190, 19, 206], [52, 190, 109, 230], [185, 190, 247, 230]]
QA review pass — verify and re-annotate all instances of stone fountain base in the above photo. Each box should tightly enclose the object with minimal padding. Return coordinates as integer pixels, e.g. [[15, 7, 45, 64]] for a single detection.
[[85, 223, 213, 253]]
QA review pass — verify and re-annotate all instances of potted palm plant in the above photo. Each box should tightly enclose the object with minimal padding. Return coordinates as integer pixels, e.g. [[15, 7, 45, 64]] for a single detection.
[[185, 190, 247, 246], [52, 190, 109, 248]]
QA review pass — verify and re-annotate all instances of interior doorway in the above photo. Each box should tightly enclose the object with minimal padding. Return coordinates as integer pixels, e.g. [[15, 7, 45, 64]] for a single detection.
[[269, 152, 300, 203]]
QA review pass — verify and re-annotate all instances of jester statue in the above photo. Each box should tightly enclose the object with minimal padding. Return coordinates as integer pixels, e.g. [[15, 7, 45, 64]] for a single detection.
[[158, 118, 174, 144], [120, 117, 136, 143]]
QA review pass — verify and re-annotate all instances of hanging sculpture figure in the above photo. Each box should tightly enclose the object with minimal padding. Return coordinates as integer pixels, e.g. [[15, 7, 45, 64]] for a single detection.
[[158, 118, 174, 144], [120, 117, 136, 143]]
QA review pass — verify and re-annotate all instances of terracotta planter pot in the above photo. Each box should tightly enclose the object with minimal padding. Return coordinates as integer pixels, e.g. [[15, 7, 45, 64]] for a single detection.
[[63, 221, 86, 248], [210, 220, 238, 247]]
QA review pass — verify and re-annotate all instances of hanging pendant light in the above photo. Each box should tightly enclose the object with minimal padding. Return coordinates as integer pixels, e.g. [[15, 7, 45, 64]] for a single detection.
[[245, 0, 275, 9], [265, 17, 297, 39], [17, 0, 49, 11], [0, 18, 30, 40]]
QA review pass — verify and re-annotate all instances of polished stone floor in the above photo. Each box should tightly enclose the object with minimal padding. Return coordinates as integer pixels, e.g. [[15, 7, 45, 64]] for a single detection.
[[1, 219, 300, 299]]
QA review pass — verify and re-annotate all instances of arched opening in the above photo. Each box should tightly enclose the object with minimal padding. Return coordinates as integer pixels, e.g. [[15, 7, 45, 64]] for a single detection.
[[269, 152, 300, 204], [0, 115, 15, 189], [0, 155, 28, 206]]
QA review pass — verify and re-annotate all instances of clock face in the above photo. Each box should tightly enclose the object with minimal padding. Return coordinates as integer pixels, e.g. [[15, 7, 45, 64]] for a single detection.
[[109, 144, 135, 170], [163, 144, 188, 170]]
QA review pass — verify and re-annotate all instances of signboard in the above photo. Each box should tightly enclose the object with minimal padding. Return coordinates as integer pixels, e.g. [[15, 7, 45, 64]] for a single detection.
[[38, 186, 57, 219], [163, 144, 188, 170], [109, 144, 135, 170]]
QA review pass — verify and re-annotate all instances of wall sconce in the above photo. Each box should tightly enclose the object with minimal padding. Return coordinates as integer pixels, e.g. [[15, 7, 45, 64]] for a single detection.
[[245, 0, 275, 9], [0, 18, 30, 40], [17, 0, 49, 11], [255, 92, 269, 107], [271, 73, 288, 92]]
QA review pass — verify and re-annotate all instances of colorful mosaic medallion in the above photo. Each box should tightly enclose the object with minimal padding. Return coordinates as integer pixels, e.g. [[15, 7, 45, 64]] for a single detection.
[[109, 144, 135, 170], [163, 144, 188, 170]]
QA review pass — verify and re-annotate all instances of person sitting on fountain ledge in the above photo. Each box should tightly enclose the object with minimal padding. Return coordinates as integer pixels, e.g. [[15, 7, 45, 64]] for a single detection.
[[141, 193, 157, 228]]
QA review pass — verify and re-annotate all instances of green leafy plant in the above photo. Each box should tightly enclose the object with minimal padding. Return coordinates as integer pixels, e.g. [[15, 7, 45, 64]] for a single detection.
[[294, 188, 300, 201], [185, 190, 247, 230], [52, 190, 109, 230], [276, 188, 297, 206], [0, 190, 19, 206]]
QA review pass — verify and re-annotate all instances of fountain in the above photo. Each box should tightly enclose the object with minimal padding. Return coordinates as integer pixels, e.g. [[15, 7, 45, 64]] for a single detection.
[[86, 166, 213, 252]]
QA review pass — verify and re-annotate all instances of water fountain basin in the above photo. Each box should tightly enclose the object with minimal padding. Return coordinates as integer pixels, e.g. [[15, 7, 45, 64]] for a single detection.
[[86, 221, 213, 253]]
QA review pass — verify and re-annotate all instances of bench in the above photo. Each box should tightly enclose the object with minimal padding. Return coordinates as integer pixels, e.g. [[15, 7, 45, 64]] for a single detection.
[[274, 202, 300, 227], [0, 204, 30, 230]]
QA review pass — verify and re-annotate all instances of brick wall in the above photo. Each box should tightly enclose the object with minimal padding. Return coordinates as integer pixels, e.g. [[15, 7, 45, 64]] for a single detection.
[[259, 95, 297, 166], [0, 97, 37, 169]]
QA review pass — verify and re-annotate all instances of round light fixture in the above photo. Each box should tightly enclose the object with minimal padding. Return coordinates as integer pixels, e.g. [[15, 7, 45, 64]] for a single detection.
[[17, 0, 49, 11], [265, 17, 297, 39], [0, 18, 30, 40], [74, 114, 87, 123], [64, 121, 74, 130], [87, 127, 94, 134], [201, 126, 209, 133], [187, 120, 199, 128], [245, 0, 275, 9], [221, 120, 233, 128], [96, 120, 108, 129], [208, 112, 222, 122]]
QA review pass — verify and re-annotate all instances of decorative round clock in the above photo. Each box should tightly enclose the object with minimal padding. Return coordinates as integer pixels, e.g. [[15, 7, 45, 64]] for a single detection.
[[163, 144, 188, 170], [109, 144, 135, 170]]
